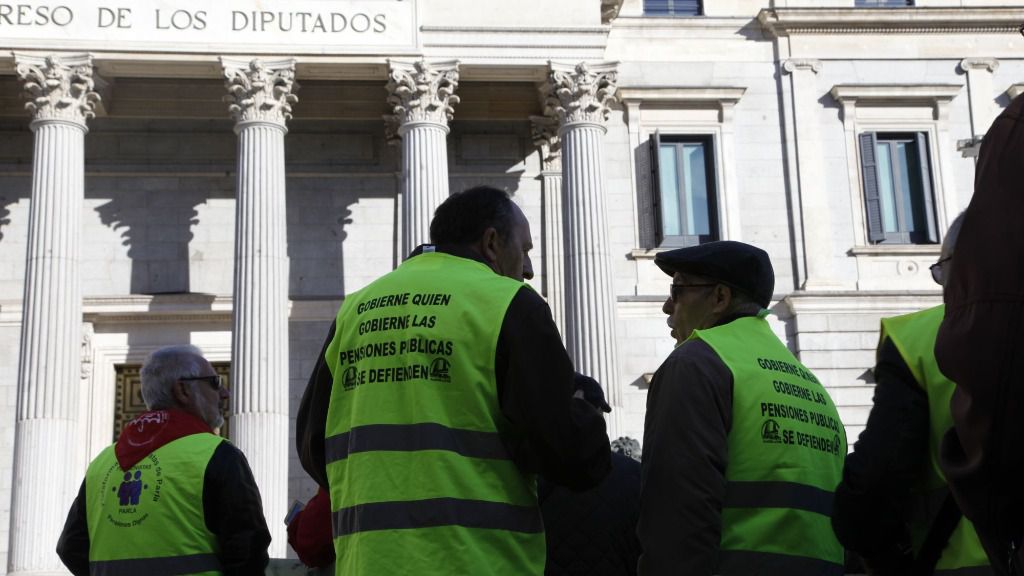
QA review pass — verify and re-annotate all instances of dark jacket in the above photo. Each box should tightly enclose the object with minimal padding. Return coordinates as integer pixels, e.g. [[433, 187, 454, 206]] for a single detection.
[[936, 94, 1024, 573], [832, 338, 931, 574], [637, 329, 736, 575], [56, 441, 271, 576], [296, 245, 611, 492], [540, 451, 642, 576]]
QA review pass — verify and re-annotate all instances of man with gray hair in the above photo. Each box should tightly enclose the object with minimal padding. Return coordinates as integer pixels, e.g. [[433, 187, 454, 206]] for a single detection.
[[56, 345, 271, 575]]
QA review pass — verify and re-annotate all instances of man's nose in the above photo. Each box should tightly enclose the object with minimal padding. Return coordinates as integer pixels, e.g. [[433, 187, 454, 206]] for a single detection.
[[523, 255, 535, 280], [662, 295, 674, 315]]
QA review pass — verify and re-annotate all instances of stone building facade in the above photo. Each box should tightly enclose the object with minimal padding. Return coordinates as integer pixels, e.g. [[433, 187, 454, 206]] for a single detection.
[[0, 0, 1021, 572]]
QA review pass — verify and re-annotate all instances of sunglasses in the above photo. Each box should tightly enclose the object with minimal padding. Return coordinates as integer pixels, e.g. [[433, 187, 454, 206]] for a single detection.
[[670, 283, 717, 302], [180, 375, 222, 391]]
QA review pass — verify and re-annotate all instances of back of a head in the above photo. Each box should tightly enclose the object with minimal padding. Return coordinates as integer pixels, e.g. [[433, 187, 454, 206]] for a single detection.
[[430, 185, 515, 245], [140, 345, 205, 411], [942, 211, 966, 258]]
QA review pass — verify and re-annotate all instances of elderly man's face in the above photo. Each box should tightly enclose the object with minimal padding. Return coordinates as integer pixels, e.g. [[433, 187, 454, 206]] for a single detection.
[[491, 204, 534, 282], [663, 272, 721, 344], [183, 357, 229, 431]]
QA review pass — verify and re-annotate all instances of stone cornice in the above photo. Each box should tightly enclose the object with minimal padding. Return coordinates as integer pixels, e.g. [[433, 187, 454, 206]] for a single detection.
[[782, 290, 942, 315], [221, 57, 299, 126], [830, 84, 963, 103], [543, 61, 619, 126], [617, 86, 746, 104], [14, 52, 100, 125], [830, 83, 962, 122], [758, 7, 1024, 37], [618, 86, 746, 123]]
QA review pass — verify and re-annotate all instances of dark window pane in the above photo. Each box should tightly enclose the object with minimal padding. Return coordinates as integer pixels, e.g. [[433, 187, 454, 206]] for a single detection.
[[876, 141, 898, 233], [644, 0, 701, 16]]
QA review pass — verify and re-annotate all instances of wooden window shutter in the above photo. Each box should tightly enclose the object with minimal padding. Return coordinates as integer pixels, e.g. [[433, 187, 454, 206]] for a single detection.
[[915, 132, 939, 243], [859, 132, 885, 243]]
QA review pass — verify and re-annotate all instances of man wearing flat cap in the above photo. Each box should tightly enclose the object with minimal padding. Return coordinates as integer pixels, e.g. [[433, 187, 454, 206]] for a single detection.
[[637, 240, 847, 576]]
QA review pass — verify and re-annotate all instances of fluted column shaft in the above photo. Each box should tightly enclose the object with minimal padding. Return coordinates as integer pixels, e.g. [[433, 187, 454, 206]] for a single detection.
[[386, 60, 459, 256], [400, 121, 450, 257], [223, 57, 297, 558], [544, 62, 622, 435], [561, 123, 621, 413], [542, 167, 566, 337], [10, 53, 98, 576]]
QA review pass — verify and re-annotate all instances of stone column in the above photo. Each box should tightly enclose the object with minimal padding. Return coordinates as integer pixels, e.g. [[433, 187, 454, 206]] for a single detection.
[[386, 60, 460, 257], [782, 59, 838, 290], [222, 57, 297, 558], [544, 62, 623, 431], [959, 58, 999, 138], [530, 115, 566, 338], [9, 53, 98, 576]]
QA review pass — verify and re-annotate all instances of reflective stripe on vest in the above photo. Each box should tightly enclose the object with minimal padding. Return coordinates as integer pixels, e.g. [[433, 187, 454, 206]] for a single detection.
[[717, 549, 845, 576], [332, 497, 544, 536], [325, 422, 511, 463], [324, 252, 545, 576], [90, 553, 220, 576], [85, 433, 224, 576], [690, 314, 846, 574], [725, 480, 833, 517], [880, 305, 992, 573]]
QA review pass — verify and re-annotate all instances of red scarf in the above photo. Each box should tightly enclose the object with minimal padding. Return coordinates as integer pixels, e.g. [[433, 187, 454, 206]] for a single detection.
[[114, 409, 213, 471]]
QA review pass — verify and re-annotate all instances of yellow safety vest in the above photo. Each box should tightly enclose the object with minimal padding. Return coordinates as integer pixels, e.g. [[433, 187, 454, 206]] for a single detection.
[[324, 252, 545, 575], [880, 304, 992, 575], [690, 314, 846, 575], [85, 433, 224, 576]]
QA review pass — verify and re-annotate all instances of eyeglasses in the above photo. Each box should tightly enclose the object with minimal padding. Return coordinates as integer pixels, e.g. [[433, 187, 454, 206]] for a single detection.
[[180, 375, 222, 391], [670, 283, 717, 302], [929, 256, 952, 285]]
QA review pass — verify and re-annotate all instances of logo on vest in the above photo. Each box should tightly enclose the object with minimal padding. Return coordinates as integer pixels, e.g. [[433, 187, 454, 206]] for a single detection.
[[343, 366, 359, 391], [429, 357, 451, 383], [761, 419, 782, 444], [101, 453, 163, 529]]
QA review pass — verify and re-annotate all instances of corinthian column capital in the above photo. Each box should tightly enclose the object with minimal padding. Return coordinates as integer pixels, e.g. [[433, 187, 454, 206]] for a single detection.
[[385, 59, 460, 132], [15, 53, 100, 126], [543, 61, 619, 127], [222, 58, 299, 126], [529, 115, 561, 172]]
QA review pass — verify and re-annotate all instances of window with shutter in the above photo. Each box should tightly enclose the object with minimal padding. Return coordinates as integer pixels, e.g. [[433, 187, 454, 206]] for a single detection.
[[644, 133, 719, 248], [859, 131, 938, 245], [644, 0, 702, 17]]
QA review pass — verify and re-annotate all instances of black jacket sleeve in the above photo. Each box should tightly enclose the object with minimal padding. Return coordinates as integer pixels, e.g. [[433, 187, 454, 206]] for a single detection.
[[297, 321, 336, 490], [832, 337, 929, 574], [56, 480, 90, 576], [637, 340, 733, 576], [203, 441, 272, 575], [495, 286, 611, 491]]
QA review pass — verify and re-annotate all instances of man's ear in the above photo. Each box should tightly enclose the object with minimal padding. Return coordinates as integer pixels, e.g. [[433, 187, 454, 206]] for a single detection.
[[711, 284, 733, 315], [480, 227, 501, 264], [172, 381, 191, 407]]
